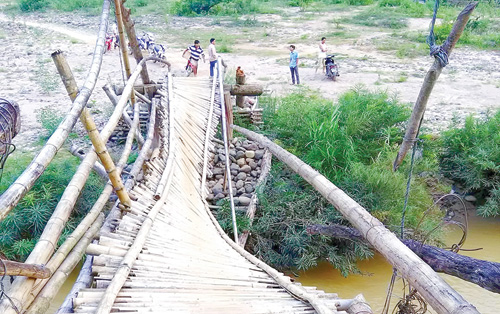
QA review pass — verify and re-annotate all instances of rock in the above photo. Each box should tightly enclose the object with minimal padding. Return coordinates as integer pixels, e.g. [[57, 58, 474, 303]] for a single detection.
[[237, 158, 246, 167], [231, 170, 238, 176], [243, 143, 258, 151], [214, 155, 219, 163], [215, 174, 223, 179], [212, 168, 224, 175], [243, 193, 253, 198], [251, 170, 258, 177], [229, 149, 236, 157], [238, 196, 251, 206], [257, 159, 262, 166], [245, 150, 255, 158], [232, 137, 239, 145], [229, 156, 236, 163], [212, 184, 223, 195], [255, 150, 265, 160], [245, 184, 254, 193], [246, 158, 253, 164], [235, 151, 245, 159], [214, 193, 225, 200], [237, 187, 246, 195], [240, 165, 251, 173], [230, 163, 240, 171], [236, 172, 247, 181], [464, 195, 477, 202], [249, 161, 258, 170], [208, 181, 216, 188], [218, 178, 224, 185], [236, 180, 245, 189], [206, 194, 214, 201]]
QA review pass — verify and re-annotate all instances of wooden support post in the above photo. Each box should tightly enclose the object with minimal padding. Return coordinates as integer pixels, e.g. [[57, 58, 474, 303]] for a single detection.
[[229, 84, 264, 96], [393, 2, 477, 171], [119, 0, 150, 85], [235, 73, 246, 108], [224, 92, 233, 140], [114, 0, 136, 105], [52, 50, 131, 208], [232, 125, 479, 314], [0, 260, 51, 279]]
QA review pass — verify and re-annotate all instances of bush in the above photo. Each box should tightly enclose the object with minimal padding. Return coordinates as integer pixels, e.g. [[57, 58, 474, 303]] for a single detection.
[[48, 0, 101, 11], [18, 0, 47, 11], [440, 111, 500, 216], [254, 88, 443, 273], [345, 9, 408, 29], [37, 106, 64, 139], [0, 151, 105, 261], [172, 0, 259, 15]]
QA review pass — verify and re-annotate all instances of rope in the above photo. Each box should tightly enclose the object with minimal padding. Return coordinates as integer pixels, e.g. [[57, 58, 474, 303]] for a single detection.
[[427, 0, 449, 67], [0, 260, 21, 314], [400, 137, 420, 239]]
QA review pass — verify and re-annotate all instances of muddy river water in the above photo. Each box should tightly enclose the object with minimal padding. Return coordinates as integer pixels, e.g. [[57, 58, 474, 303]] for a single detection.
[[294, 211, 500, 314]]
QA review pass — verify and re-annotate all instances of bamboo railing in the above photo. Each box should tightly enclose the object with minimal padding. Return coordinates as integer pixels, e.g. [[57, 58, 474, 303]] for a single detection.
[[232, 125, 479, 314]]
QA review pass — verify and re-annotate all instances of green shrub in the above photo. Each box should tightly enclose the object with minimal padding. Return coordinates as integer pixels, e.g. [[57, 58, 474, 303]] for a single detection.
[[18, 0, 47, 11], [253, 88, 443, 273], [172, 0, 259, 15], [324, 0, 373, 5], [48, 0, 101, 11], [345, 9, 408, 29], [440, 111, 500, 216], [0, 151, 105, 261]]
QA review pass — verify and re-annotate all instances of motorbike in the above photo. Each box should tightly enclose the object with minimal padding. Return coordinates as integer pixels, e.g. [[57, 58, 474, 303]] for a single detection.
[[325, 54, 339, 81]]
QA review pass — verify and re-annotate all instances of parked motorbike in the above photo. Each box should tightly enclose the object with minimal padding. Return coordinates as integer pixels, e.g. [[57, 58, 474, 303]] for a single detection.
[[325, 55, 339, 81]]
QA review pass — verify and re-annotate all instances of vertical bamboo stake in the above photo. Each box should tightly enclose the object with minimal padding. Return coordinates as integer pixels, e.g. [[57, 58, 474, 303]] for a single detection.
[[393, 2, 477, 171], [114, 0, 136, 105], [52, 51, 131, 208], [120, 0, 150, 85]]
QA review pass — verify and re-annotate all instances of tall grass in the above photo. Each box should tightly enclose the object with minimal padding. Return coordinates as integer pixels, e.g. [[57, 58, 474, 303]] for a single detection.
[[440, 111, 500, 216], [253, 88, 445, 272]]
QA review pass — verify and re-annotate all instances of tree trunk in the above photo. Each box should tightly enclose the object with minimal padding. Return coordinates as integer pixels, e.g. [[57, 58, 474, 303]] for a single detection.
[[307, 223, 500, 294], [228, 84, 263, 96], [393, 2, 477, 170], [232, 125, 479, 314], [0, 261, 50, 279]]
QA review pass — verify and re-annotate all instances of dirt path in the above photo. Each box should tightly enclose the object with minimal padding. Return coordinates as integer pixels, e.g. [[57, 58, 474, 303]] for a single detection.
[[1, 9, 499, 153]]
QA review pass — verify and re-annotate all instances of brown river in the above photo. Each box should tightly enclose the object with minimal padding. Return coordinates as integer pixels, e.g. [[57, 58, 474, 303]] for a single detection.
[[294, 211, 500, 314], [48, 211, 499, 313]]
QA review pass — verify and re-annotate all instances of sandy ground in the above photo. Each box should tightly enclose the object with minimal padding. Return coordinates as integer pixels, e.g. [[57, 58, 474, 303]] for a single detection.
[[0, 9, 499, 152]]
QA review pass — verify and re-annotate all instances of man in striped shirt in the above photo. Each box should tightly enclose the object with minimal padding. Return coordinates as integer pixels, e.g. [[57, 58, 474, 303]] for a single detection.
[[184, 40, 205, 76]]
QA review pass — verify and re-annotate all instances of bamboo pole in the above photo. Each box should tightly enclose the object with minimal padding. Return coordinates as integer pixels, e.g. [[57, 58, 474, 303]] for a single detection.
[[69, 144, 108, 179], [232, 125, 479, 314], [26, 214, 104, 314], [52, 50, 131, 208], [119, 0, 150, 85], [102, 83, 145, 146], [0, 261, 50, 279], [0, 56, 156, 314], [114, 0, 135, 105], [393, 2, 477, 171], [200, 71, 218, 198], [0, 0, 111, 222]]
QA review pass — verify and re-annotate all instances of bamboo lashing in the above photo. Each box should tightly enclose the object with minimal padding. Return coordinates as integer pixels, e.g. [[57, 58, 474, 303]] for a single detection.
[[232, 125, 479, 314], [52, 50, 132, 208]]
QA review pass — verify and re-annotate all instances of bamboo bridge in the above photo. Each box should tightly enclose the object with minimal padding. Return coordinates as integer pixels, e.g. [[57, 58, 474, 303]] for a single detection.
[[0, 0, 483, 313]]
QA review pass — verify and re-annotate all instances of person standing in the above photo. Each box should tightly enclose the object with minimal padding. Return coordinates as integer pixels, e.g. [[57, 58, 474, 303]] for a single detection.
[[318, 37, 327, 73], [184, 40, 205, 76], [208, 38, 218, 78], [289, 45, 300, 85]]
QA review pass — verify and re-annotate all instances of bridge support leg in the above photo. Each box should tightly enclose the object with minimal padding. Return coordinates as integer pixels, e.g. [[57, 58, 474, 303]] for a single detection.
[[52, 50, 132, 208]]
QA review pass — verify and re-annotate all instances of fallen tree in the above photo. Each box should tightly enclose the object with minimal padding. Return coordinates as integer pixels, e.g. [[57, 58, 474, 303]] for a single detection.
[[307, 224, 500, 294]]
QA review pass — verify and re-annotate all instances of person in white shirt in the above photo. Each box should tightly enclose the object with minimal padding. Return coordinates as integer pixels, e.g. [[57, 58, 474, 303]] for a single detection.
[[208, 38, 218, 77], [318, 37, 327, 73]]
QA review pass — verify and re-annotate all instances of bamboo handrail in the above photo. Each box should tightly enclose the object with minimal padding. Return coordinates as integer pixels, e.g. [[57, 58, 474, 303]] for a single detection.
[[114, 0, 135, 105], [52, 50, 131, 208], [0, 0, 111, 222], [232, 125, 479, 314]]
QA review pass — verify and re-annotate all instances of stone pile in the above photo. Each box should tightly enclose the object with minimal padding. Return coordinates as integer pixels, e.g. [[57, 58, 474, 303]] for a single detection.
[[206, 137, 266, 206]]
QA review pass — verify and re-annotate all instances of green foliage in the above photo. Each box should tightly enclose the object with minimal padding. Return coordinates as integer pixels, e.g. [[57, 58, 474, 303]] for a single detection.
[[251, 164, 373, 274], [325, 0, 373, 5], [34, 58, 59, 94], [172, 0, 260, 15], [440, 111, 500, 216], [36, 106, 64, 139], [255, 88, 443, 273], [216, 199, 251, 234], [378, 0, 426, 17], [345, 9, 408, 29], [17, 0, 47, 11], [48, 0, 101, 11], [0, 151, 105, 261]]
